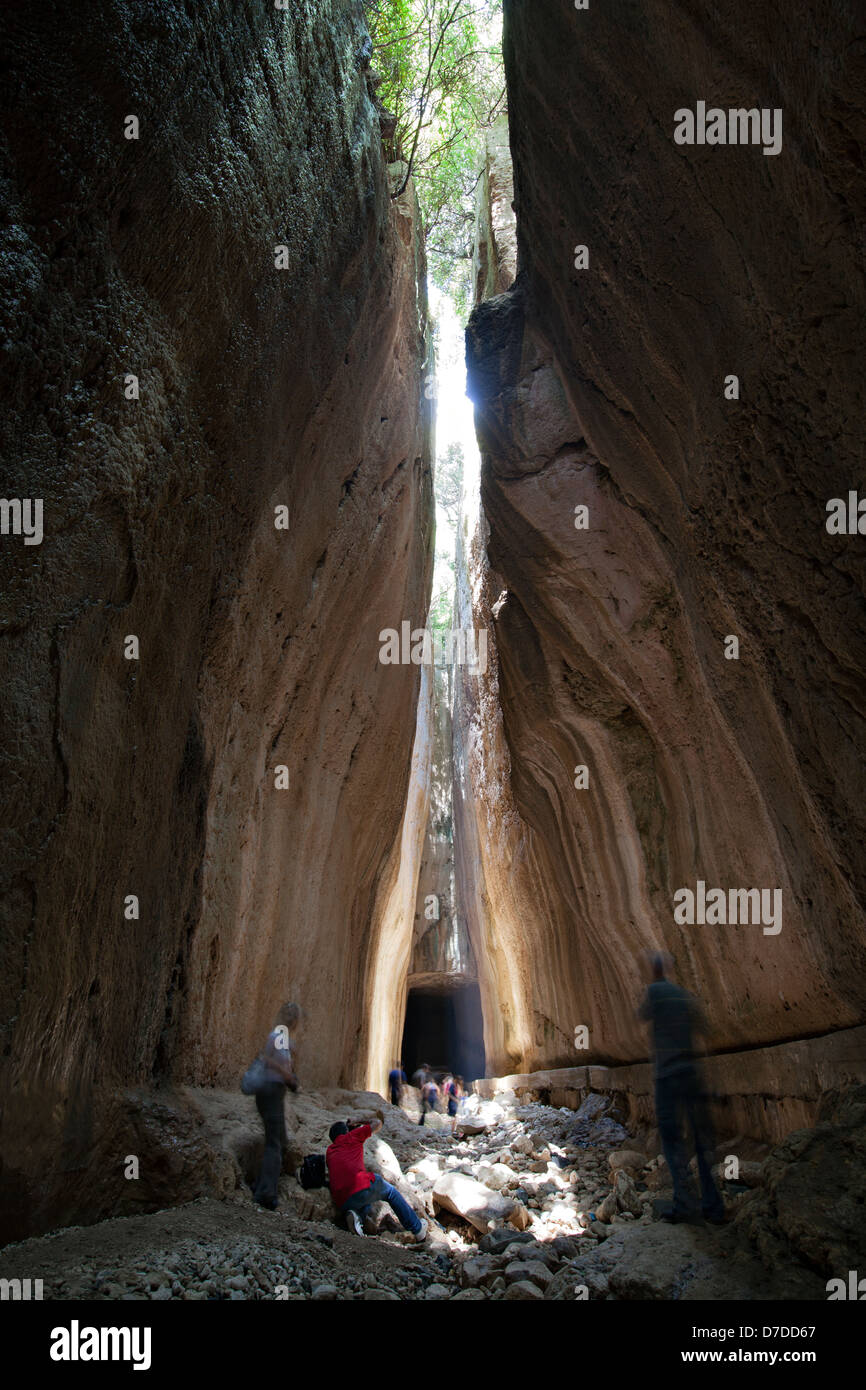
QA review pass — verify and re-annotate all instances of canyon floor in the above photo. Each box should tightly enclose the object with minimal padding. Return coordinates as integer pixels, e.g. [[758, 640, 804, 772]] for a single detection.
[[0, 1088, 831, 1301]]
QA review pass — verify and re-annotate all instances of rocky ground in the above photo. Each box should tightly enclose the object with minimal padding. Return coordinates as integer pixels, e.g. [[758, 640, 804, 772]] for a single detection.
[[1, 1085, 856, 1301]]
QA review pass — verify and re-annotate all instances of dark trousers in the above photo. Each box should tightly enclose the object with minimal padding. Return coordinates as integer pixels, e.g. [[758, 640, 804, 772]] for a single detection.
[[253, 1081, 287, 1206], [655, 1067, 723, 1219]]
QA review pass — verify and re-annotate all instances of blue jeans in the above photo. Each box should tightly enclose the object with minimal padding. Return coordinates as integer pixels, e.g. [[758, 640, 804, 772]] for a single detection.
[[342, 1174, 422, 1234]]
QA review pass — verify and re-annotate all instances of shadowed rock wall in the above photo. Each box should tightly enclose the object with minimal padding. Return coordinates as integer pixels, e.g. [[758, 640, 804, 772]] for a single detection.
[[0, 0, 433, 1238], [464, 0, 866, 1073]]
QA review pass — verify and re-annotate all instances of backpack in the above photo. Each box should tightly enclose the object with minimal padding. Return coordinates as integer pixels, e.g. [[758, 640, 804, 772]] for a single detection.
[[241, 1028, 293, 1095], [298, 1153, 328, 1190], [240, 1056, 269, 1095]]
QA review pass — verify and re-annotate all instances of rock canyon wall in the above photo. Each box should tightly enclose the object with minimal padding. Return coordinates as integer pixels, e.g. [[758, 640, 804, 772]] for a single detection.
[[409, 664, 474, 989], [2, 0, 865, 1244], [463, 0, 866, 1086], [0, 0, 433, 1238]]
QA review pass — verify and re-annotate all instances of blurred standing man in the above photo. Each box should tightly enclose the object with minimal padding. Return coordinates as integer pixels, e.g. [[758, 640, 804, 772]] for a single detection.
[[253, 1001, 301, 1211], [419, 1074, 440, 1127], [388, 1061, 407, 1107], [638, 955, 725, 1224], [411, 1062, 431, 1091]]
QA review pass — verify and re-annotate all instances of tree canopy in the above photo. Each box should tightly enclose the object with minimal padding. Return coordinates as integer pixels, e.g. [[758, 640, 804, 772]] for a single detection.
[[363, 0, 505, 317]]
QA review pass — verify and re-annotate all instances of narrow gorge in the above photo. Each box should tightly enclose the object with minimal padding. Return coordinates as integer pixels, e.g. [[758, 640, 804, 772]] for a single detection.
[[0, 0, 863, 1332]]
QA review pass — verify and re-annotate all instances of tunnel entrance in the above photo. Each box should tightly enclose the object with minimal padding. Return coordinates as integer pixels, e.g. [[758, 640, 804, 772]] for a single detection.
[[401, 981, 485, 1081]]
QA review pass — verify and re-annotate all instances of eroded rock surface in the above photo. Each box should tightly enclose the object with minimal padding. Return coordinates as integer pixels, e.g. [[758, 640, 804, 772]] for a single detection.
[[0, 0, 433, 1239], [462, 0, 866, 1075]]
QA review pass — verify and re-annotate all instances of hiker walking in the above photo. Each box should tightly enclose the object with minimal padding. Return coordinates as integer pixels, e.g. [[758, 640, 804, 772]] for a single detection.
[[251, 1001, 301, 1211], [388, 1061, 408, 1107], [419, 1074, 440, 1126], [446, 1075, 464, 1135]]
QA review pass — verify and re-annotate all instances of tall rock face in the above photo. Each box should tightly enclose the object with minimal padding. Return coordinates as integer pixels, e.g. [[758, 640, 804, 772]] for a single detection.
[[0, 0, 433, 1238], [362, 662, 434, 1098], [452, 510, 542, 1075], [409, 663, 475, 989], [466, 0, 866, 1075]]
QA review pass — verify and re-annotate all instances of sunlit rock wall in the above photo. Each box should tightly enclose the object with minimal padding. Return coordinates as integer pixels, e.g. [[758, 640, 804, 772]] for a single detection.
[[452, 512, 542, 1075], [464, 0, 866, 1074], [409, 662, 477, 989], [0, 0, 433, 1237], [362, 661, 434, 1096]]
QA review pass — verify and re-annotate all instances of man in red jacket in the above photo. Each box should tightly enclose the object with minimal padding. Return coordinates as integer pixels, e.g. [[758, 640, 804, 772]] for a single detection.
[[326, 1117, 428, 1241]]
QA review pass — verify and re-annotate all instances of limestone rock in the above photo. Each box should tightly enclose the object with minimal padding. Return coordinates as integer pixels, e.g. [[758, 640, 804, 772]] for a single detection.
[[366, 1137, 403, 1186], [432, 1172, 516, 1234], [407, 1156, 444, 1183], [504, 1260, 553, 1290], [734, 1086, 866, 1277], [456, 1119, 489, 1137], [460, 1255, 497, 1289], [610, 1151, 648, 1175], [479, 1227, 535, 1255], [596, 1192, 618, 1224], [613, 1170, 644, 1218], [423, 1283, 451, 1301], [503, 1279, 544, 1301], [508, 1201, 532, 1232], [736, 1162, 766, 1189], [475, 1162, 514, 1192]]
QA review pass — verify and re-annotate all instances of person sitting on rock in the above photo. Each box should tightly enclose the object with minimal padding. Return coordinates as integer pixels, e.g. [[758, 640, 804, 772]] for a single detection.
[[326, 1118, 428, 1242], [638, 953, 725, 1225]]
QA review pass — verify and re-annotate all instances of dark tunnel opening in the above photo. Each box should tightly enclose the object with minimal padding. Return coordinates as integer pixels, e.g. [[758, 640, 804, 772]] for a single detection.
[[400, 982, 486, 1081]]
